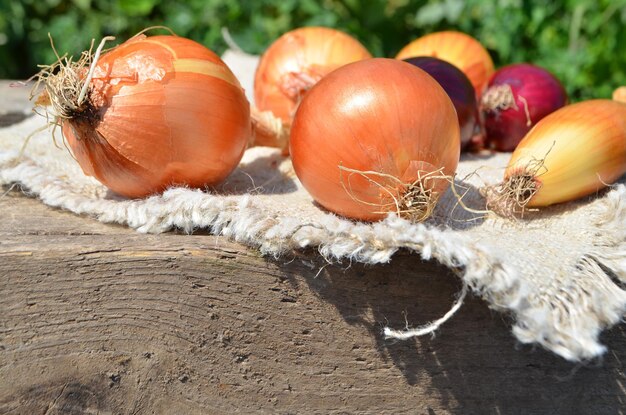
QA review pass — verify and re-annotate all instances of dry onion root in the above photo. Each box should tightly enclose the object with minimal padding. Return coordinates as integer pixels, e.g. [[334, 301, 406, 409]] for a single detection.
[[31, 32, 251, 198], [290, 58, 460, 222], [482, 157, 546, 218], [249, 106, 289, 150], [484, 99, 626, 217], [338, 166, 451, 223]]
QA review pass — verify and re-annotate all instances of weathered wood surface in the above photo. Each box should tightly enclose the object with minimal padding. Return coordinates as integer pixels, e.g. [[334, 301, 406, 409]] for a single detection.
[[1, 82, 625, 414]]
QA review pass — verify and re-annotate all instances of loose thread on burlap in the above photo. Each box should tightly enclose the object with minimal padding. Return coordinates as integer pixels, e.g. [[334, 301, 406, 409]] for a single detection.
[[383, 282, 468, 339], [0, 182, 19, 200], [314, 264, 330, 278]]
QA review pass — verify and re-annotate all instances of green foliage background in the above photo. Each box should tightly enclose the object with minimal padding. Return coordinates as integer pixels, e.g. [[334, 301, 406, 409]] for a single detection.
[[1, 0, 625, 100]]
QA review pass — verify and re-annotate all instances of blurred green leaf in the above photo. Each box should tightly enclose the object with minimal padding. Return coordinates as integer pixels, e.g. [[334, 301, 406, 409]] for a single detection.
[[71, 0, 91, 11], [117, 0, 157, 17], [1, 0, 625, 100], [415, 0, 463, 26]]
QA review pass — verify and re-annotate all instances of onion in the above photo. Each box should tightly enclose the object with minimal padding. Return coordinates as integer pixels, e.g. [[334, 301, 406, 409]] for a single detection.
[[403, 56, 479, 150], [396, 31, 495, 95], [253, 26, 371, 126], [290, 58, 460, 222], [485, 100, 626, 214], [35, 34, 250, 198], [481, 63, 567, 152], [614, 86, 626, 104]]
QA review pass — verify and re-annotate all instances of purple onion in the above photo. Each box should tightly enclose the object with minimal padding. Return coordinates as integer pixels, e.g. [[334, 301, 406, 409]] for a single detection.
[[481, 63, 567, 152], [403, 56, 479, 150]]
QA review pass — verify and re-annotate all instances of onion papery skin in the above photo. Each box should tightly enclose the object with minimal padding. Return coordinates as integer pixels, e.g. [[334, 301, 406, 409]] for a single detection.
[[482, 63, 567, 152], [290, 58, 460, 222], [62, 35, 250, 198], [395, 31, 494, 95], [403, 56, 479, 149], [253, 27, 372, 124], [614, 86, 626, 104], [505, 100, 626, 207]]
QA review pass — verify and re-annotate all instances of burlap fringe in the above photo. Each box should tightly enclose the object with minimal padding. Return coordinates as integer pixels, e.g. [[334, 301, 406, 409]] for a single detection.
[[1, 148, 625, 362]]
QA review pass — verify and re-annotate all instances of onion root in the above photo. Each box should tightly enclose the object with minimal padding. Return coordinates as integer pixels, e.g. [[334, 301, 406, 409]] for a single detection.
[[482, 156, 548, 218], [32, 35, 115, 123], [338, 165, 450, 222]]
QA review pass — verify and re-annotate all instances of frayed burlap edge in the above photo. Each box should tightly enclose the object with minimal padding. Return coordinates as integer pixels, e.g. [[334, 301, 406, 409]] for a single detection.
[[2, 148, 625, 362]]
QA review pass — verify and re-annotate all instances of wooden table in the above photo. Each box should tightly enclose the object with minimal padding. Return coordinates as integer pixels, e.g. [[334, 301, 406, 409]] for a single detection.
[[1, 82, 624, 414]]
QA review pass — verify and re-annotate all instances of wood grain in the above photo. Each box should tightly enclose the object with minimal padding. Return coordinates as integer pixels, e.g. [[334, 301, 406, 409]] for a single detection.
[[1, 82, 625, 414]]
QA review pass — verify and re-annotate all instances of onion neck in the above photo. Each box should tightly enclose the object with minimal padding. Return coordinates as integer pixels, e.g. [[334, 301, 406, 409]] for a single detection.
[[481, 84, 532, 127], [280, 68, 323, 103], [249, 107, 290, 154], [279, 65, 325, 109], [481, 84, 518, 113]]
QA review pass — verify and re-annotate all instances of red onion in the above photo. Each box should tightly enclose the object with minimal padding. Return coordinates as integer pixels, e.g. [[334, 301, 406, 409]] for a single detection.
[[404, 56, 479, 150], [481, 63, 567, 151]]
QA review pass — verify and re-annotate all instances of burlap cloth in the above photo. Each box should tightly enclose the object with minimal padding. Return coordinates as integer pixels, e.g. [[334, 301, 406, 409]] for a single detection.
[[1, 51, 624, 361]]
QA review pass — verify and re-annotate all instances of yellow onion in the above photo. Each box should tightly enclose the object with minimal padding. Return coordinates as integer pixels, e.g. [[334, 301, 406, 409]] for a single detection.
[[486, 100, 626, 213], [290, 58, 460, 222], [614, 87, 626, 104], [36, 34, 250, 198], [396, 31, 494, 94], [253, 26, 371, 150]]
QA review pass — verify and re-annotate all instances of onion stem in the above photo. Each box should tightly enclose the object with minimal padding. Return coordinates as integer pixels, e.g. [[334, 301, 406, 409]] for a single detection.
[[221, 27, 245, 53], [78, 36, 115, 106], [132, 26, 177, 39]]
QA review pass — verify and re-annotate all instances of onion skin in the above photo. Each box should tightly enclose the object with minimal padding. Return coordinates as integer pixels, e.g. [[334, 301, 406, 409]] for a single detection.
[[504, 100, 626, 207], [290, 58, 460, 222], [403, 56, 479, 149], [482, 63, 567, 152], [396, 31, 495, 94], [614, 87, 626, 104], [254, 27, 372, 124], [60, 35, 250, 198]]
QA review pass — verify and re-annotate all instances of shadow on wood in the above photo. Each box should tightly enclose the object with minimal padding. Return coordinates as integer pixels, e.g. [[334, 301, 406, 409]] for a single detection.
[[290, 252, 626, 414]]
